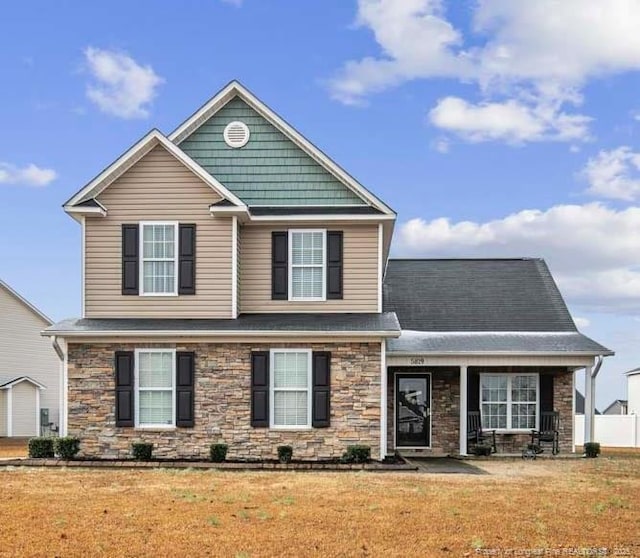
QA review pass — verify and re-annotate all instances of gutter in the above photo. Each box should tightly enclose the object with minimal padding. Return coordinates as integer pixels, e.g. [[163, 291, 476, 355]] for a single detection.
[[42, 329, 402, 339]]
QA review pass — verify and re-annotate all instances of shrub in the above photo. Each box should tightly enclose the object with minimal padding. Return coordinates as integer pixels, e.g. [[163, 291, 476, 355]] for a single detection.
[[584, 442, 601, 458], [132, 442, 154, 461], [55, 437, 81, 459], [341, 445, 371, 464], [28, 437, 54, 458], [473, 444, 493, 457], [277, 445, 293, 463], [210, 443, 228, 463]]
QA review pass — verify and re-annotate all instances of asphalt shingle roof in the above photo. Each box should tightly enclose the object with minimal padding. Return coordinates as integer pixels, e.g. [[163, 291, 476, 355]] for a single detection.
[[383, 258, 577, 332]]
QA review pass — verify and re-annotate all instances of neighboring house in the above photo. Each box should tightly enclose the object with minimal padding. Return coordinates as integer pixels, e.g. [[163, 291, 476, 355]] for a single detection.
[[574, 390, 600, 415], [602, 399, 628, 415], [626, 368, 640, 415], [43, 81, 612, 459], [0, 280, 60, 437]]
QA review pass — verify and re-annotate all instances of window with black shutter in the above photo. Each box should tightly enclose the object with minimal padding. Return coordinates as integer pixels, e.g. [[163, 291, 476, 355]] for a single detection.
[[326, 232, 343, 299], [115, 351, 135, 426], [121, 225, 139, 295], [271, 232, 288, 300], [178, 224, 196, 295], [312, 351, 331, 427], [251, 352, 270, 427]]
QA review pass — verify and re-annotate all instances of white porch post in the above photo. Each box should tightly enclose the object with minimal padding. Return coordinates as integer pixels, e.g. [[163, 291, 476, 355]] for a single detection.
[[380, 341, 388, 459], [584, 365, 594, 444], [459, 365, 468, 456]]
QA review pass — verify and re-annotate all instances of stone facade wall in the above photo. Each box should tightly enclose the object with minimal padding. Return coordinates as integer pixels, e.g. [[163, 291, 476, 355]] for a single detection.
[[387, 367, 575, 456], [67, 341, 381, 460]]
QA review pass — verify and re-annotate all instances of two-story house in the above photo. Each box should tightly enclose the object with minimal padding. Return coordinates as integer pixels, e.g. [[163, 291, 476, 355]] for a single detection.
[[45, 81, 612, 460]]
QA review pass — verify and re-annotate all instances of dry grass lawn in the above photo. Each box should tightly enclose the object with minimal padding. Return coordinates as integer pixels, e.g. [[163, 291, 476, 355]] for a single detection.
[[0, 457, 638, 557]]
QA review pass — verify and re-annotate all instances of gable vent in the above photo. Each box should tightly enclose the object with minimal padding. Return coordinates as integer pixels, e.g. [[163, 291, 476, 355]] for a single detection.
[[223, 121, 250, 148]]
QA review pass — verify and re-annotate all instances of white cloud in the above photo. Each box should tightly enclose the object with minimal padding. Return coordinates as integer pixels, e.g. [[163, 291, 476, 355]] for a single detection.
[[0, 162, 57, 187], [429, 96, 590, 143], [583, 146, 640, 201], [330, 0, 640, 143], [84, 47, 164, 119], [573, 317, 590, 329], [395, 203, 640, 313], [431, 137, 450, 153]]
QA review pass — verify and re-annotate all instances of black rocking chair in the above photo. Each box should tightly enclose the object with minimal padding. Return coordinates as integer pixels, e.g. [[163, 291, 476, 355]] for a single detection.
[[530, 411, 560, 455], [467, 411, 497, 454]]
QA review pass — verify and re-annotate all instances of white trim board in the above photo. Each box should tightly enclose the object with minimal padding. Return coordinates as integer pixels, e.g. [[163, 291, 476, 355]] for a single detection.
[[168, 80, 395, 216]]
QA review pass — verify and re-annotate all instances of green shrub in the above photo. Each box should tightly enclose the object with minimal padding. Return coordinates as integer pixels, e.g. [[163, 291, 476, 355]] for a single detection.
[[341, 445, 371, 464], [584, 442, 601, 458], [132, 442, 154, 461], [209, 443, 228, 463], [55, 437, 81, 459], [277, 445, 293, 463], [28, 437, 54, 458]]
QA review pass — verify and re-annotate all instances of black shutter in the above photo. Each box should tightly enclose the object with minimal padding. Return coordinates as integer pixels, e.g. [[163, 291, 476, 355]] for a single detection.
[[251, 352, 269, 427], [540, 374, 554, 412], [312, 351, 331, 428], [115, 351, 134, 427], [178, 224, 196, 295], [121, 225, 139, 295], [326, 231, 343, 299], [467, 371, 480, 412], [271, 232, 288, 300], [176, 352, 195, 427]]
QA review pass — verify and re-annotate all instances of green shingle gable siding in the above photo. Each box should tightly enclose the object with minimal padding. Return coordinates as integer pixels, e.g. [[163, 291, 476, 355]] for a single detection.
[[179, 97, 366, 206]]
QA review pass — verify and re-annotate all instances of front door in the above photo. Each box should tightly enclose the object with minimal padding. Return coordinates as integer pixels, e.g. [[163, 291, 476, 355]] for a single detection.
[[395, 374, 431, 448]]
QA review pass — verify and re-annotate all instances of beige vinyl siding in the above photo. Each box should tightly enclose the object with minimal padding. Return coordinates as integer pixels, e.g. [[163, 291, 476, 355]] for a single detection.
[[11, 381, 37, 436], [88, 146, 233, 318], [240, 224, 379, 312], [0, 391, 6, 436], [0, 285, 58, 433]]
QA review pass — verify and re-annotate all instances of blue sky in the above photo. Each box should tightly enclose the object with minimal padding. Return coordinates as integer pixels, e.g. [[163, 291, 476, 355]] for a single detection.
[[2, 1, 640, 407]]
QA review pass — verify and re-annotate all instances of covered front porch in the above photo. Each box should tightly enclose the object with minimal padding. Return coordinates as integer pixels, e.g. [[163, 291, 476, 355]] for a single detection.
[[382, 350, 603, 457]]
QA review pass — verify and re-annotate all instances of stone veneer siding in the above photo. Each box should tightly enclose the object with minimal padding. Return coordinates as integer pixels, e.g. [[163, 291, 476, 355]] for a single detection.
[[387, 367, 574, 455], [67, 342, 382, 460]]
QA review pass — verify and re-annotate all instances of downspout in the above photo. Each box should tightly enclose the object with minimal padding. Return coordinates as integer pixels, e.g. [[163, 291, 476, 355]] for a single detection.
[[584, 355, 604, 446], [51, 336, 67, 436]]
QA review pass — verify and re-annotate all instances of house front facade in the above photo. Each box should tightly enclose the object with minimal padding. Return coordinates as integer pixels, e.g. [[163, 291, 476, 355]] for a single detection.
[[45, 81, 611, 460]]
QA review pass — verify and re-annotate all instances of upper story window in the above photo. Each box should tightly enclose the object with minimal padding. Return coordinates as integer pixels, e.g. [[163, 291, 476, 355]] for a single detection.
[[289, 230, 326, 301], [140, 222, 178, 295]]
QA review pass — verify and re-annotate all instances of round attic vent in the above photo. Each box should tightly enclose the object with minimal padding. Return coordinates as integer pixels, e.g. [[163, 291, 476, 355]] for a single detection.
[[223, 121, 250, 148]]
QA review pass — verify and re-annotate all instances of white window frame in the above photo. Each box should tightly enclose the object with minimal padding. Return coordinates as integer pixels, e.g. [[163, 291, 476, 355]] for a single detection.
[[288, 229, 326, 302], [479, 373, 540, 432], [269, 348, 313, 429], [134, 348, 176, 429], [139, 221, 179, 296]]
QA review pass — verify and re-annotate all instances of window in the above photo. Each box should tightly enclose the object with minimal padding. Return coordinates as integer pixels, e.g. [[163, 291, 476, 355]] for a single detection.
[[141, 222, 178, 295], [289, 230, 325, 300], [480, 374, 538, 430], [135, 349, 175, 427], [270, 350, 312, 428]]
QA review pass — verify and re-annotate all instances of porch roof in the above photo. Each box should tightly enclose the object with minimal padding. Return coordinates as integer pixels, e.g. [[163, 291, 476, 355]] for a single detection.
[[42, 313, 401, 338], [387, 330, 613, 356]]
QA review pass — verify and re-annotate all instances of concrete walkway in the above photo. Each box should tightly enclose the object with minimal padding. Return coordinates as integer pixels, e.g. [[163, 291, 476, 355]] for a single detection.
[[403, 457, 488, 474]]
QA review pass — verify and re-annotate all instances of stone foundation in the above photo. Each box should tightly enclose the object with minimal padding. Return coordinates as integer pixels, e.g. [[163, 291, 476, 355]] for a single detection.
[[67, 341, 381, 460]]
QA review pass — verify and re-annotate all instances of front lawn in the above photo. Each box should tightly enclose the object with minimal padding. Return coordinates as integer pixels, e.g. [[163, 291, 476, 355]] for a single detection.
[[0, 457, 637, 557]]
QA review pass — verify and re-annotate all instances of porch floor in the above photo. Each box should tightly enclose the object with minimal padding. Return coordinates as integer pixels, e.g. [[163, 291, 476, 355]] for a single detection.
[[401, 456, 487, 474]]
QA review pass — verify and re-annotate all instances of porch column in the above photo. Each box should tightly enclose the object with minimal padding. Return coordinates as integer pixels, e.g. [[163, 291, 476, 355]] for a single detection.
[[584, 365, 594, 444], [459, 365, 468, 455], [380, 341, 388, 459]]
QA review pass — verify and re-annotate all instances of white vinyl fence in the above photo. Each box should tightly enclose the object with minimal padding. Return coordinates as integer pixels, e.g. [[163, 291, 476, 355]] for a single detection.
[[574, 414, 640, 447]]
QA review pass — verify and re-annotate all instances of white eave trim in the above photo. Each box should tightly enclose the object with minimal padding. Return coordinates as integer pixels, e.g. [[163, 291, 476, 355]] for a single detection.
[[65, 129, 248, 211], [0, 376, 47, 390], [43, 329, 401, 339], [249, 214, 395, 222], [168, 80, 395, 216], [64, 205, 107, 217], [387, 350, 613, 357]]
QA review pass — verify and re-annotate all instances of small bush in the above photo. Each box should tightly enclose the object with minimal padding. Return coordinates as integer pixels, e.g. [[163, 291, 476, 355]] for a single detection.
[[132, 442, 154, 461], [28, 437, 54, 458], [210, 443, 228, 463], [277, 445, 293, 463], [55, 437, 80, 459], [341, 445, 371, 464], [584, 442, 601, 458]]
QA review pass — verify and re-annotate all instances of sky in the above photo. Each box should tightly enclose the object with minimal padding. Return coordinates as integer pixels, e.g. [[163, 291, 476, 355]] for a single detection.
[[1, 0, 640, 408]]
